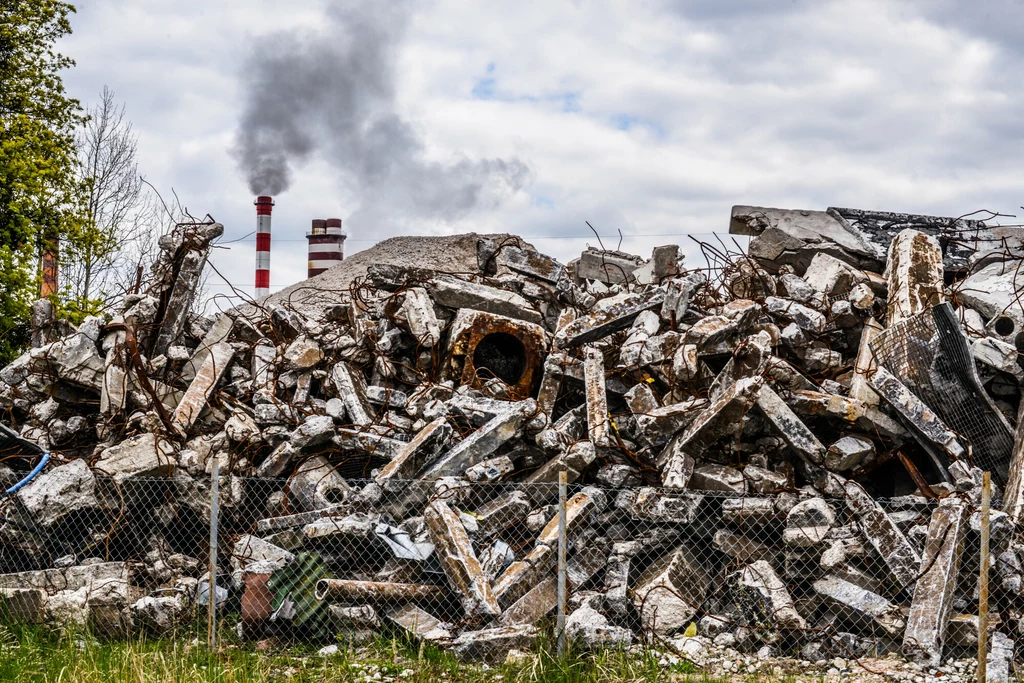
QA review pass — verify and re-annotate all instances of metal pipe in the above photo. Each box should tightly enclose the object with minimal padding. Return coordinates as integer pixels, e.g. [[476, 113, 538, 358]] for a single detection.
[[315, 579, 446, 603], [208, 458, 220, 651], [557, 468, 567, 657], [978, 470, 991, 683]]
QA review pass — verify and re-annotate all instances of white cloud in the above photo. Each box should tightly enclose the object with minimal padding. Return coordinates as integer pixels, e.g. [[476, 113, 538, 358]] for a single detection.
[[57, 0, 1024, 308]]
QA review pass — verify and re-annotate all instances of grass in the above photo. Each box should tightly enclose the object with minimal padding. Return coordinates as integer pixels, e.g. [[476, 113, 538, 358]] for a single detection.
[[0, 623, 738, 683]]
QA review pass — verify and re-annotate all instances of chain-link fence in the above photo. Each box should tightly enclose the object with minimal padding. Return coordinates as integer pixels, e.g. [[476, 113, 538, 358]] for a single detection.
[[0, 472, 1008, 669]]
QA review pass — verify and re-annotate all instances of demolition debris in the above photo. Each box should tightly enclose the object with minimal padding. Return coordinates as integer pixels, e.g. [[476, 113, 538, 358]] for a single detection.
[[2, 205, 1024, 677]]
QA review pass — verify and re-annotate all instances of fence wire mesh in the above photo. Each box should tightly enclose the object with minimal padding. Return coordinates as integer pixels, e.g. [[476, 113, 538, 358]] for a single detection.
[[0, 474, 1007, 668]]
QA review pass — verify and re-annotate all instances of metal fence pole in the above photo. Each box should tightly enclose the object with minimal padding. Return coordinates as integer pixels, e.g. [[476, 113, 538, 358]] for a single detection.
[[556, 470, 567, 658], [208, 458, 220, 652], [978, 471, 991, 683]]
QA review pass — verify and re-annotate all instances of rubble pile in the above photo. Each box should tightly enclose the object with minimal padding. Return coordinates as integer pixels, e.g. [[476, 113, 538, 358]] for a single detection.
[[1, 206, 1024, 675]]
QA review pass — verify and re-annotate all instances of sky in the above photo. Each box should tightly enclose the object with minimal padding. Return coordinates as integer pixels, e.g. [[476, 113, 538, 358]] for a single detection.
[[57, 0, 1024, 309]]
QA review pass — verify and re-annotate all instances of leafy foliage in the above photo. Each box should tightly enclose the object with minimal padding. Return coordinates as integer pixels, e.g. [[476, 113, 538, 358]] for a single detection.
[[0, 0, 85, 360]]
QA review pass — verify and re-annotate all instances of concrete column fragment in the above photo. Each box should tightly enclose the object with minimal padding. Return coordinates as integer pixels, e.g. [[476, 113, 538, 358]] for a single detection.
[[848, 317, 883, 406], [425, 500, 501, 617], [402, 287, 441, 347], [902, 497, 969, 667], [427, 275, 542, 324], [181, 313, 235, 384], [583, 346, 611, 446], [493, 488, 605, 606], [375, 417, 452, 482], [330, 362, 374, 427], [844, 480, 921, 589], [868, 366, 965, 467], [755, 385, 827, 466], [173, 342, 234, 431], [886, 229, 944, 325], [554, 287, 665, 347]]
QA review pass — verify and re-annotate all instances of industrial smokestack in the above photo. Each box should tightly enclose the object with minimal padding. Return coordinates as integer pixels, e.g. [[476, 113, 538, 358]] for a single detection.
[[254, 196, 274, 298], [306, 217, 345, 278], [40, 229, 58, 298]]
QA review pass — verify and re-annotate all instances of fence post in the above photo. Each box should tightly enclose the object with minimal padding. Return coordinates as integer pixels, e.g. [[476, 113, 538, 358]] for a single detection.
[[208, 458, 220, 652], [556, 469, 567, 658], [978, 471, 991, 683]]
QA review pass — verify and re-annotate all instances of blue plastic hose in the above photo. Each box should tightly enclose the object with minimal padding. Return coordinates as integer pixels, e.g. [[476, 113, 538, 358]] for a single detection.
[[3, 451, 50, 496]]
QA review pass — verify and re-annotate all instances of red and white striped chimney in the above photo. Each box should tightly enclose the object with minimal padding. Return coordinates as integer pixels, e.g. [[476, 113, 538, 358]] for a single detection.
[[254, 196, 274, 299], [306, 217, 346, 278]]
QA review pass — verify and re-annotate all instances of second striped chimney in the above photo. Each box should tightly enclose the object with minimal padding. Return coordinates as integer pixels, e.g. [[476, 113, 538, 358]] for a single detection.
[[307, 217, 345, 278]]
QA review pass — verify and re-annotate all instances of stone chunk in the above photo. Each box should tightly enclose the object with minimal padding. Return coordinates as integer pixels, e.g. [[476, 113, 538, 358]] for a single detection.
[[232, 535, 295, 572], [631, 544, 709, 635], [283, 336, 323, 370], [813, 575, 905, 637], [425, 500, 501, 618], [16, 459, 99, 527], [689, 464, 745, 494], [34, 333, 106, 392], [565, 604, 633, 648], [450, 624, 539, 664], [95, 433, 176, 483], [765, 297, 826, 333], [825, 436, 874, 472], [289, 414, 335, 450], [387, 604, 453, 643], [736, 560, 806, 630], [576, 248, 645, 284], [783, 498, 835, 547]]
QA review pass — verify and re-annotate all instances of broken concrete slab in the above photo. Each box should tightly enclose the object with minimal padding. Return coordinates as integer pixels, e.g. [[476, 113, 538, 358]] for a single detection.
[[661, 376, 762, 488], [813, 575, 905, 637], [95, 433, 177, 483], [16, 458, 100, 528], [554, 287, 665, 348], [427, 275, 542, 325]]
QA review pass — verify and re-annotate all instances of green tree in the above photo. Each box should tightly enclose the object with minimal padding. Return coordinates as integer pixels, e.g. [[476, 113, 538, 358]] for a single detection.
[[0, 0, 84, 360]]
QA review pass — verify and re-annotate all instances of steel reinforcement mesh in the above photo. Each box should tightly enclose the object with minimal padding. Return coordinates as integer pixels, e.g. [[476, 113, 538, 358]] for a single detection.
[[870, 302, 1015, 482], [0, 476, 1008, 665]]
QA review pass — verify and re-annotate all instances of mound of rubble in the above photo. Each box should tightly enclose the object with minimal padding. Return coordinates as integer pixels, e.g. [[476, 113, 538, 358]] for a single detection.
[[1, 205, 1024, 677]]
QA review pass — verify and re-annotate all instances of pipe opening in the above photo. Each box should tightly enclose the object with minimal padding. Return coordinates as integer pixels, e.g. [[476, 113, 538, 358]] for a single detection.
[[473, 332, 527, 385], [993, 316, 1016, 337]]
